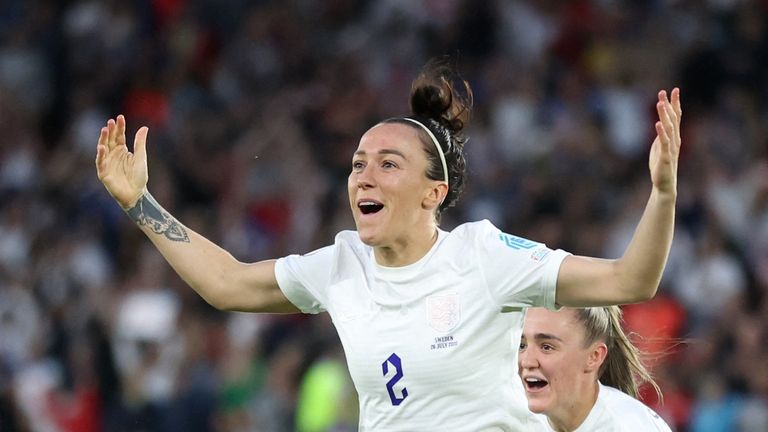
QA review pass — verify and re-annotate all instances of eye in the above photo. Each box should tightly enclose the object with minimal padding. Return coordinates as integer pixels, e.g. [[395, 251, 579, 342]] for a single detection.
[[541, 344, 554, 352], [519, 340, 527, 351], [382, 160, 397, 169], [352, 160, 365, 171]]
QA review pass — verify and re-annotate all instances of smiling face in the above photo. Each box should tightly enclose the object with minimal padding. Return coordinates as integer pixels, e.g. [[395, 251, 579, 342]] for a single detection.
[[348, 123, 446, 255], [518, 308, 606, 427]]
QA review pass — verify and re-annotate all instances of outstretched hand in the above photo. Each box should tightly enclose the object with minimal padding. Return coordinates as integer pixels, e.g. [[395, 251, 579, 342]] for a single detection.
[[649, 88, 682, 196], [95, 115, 149, 209]]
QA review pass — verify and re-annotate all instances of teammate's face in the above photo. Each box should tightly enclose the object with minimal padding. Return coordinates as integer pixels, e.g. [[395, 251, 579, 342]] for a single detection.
[[518, 308, 602, 425], [348, 123, 443, 247]]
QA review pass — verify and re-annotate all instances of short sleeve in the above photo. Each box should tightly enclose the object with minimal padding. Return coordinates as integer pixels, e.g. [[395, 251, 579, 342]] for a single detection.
[[473, 220, 569, 310], [274, 245, 335, 314]]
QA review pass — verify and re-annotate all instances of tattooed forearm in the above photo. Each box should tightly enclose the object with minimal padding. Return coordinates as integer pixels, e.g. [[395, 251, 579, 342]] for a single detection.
[[125, 192, 190, 242]]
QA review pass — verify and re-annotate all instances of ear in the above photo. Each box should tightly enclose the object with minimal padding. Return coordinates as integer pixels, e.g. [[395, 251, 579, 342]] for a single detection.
[[585, 342, 608, 373], [421, 182, 449, 211]]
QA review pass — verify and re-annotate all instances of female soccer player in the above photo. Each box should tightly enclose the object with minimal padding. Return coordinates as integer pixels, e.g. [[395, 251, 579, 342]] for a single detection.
[[95, 60, 682, 430], [519, 307, 672, 431]]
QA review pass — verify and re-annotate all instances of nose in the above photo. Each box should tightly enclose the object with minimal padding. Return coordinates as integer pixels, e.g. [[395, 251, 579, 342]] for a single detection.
[[518, 347, 538, 370], [356, 165, 375, 189]]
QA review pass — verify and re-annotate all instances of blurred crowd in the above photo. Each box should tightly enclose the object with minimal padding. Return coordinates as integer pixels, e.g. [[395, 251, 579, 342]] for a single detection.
[[0, 0, 767, 431]]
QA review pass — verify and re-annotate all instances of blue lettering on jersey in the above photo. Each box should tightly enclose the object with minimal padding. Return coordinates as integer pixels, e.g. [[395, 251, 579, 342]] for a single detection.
[[382, 353, 408, 406], [499, 232, 538, 250]]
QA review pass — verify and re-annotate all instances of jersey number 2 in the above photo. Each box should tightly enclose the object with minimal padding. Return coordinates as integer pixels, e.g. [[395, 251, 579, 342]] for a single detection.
[[382, 353, 408, 406]]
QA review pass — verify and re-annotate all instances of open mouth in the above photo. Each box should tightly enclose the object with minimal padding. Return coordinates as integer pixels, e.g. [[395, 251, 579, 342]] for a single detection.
[[358, 200, 384, 215], [523, 377, 549, 392]]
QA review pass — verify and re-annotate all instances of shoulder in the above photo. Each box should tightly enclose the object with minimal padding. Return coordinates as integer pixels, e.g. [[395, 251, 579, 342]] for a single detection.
[[332, 230, 373, 261], [599, 384, 645, 411], [448, 219, 551, 257], [445, 219, 503, 245], [276, 231, 370, 290], [333, 229, 365, 247], [453, 219, 545, 246], [598, 385, 672, 431], [450, 219, 498, 235], [280, 230, 366, 268], [437, 220, 501, 259]]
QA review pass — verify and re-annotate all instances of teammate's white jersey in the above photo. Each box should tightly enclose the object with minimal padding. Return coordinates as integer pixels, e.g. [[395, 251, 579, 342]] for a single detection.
[[536, 383, 673, 432], [275, 220, 569, 431]]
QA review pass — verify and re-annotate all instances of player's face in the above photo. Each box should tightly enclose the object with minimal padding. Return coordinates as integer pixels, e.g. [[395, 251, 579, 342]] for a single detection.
[[348, 123, 441, 247], [518, 308, 598, 421]]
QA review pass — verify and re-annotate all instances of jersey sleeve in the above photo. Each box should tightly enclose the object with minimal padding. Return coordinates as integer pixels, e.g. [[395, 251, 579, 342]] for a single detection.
[[473, 220, 569, 310], [274, 245, 335, 314]]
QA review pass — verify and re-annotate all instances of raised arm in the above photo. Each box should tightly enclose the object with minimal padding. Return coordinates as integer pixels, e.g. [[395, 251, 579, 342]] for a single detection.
[[555, 88, 682, 307], [95, 115, 298, 313]]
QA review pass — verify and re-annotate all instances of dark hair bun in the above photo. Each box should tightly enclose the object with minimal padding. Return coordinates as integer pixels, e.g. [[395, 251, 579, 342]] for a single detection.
[[409, 58, 473, 138]]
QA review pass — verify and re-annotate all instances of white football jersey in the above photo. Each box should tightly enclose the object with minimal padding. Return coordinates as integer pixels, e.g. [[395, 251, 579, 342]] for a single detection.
[[537, 383, 673, 432], [275, 220, 569, 431]]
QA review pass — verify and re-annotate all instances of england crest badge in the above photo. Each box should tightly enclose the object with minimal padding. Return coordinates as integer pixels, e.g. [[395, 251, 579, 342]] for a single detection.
[[426, 292, 461, 333]]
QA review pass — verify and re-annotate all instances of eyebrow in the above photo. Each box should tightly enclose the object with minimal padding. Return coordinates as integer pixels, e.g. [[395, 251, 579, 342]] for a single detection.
[[354, 149, 408, 160], [531, 333, 563, 342]]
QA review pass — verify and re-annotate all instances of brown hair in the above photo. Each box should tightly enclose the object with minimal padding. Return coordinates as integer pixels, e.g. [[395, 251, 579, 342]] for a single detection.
[[383, 57, 473, 218], [574, 306, 662, 401]]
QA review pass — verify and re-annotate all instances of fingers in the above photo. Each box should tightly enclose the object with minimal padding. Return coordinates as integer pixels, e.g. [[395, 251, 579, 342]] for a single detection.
[[134, 126, 149, 162], [655, 100, 672, 152], [96, 126, 110, 175], [105, 114, 129, 150], [116, 114, 127, 148], [671, 87, 682, 120], [657, 89, 680, 127], [654, 121, 668, 150], [97, 126, 108, 150], [671, 88, 682, 152], [95, 143, 107, 175], [107, 118, 117, 150], [652, 87, 684, 171]]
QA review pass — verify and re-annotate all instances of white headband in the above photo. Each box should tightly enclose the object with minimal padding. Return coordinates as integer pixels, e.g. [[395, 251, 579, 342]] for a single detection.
[[402, 118, 449, 185]]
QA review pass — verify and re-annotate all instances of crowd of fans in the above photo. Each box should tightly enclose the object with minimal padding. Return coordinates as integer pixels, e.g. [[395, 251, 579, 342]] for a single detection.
[[1, 1, 767, 431]]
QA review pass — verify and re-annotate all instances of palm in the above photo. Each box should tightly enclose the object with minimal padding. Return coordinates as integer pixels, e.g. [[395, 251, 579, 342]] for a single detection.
[[95, 115, 149, 208]]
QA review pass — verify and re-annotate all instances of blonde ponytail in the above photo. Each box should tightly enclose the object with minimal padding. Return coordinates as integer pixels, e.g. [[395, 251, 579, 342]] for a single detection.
[[575, 306, 662, 401]]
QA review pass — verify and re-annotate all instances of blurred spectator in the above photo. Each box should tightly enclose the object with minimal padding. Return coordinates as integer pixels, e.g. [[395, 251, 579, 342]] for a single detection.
[[689, 374, 743, 432], [295, 347, 357, 432], [673, 225, 747, 333]]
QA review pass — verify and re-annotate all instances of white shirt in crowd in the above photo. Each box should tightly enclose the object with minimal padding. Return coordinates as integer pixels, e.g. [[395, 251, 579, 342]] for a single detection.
[[275, 220, 569, 431]]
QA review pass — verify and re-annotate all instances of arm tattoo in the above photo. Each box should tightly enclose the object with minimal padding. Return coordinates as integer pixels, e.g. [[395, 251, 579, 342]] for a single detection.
[[126, 192, 190, 243]]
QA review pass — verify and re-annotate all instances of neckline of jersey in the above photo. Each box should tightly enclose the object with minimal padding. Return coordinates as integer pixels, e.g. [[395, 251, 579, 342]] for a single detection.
[[370, 228, 448, 282]]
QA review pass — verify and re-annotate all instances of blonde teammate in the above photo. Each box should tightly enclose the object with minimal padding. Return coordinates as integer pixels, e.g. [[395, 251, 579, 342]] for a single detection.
[[519, 307, 672, 431]]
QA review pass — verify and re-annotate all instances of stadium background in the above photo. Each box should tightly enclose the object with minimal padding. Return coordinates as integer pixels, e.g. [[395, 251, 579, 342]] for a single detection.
[[1, 0, 767, 431]]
